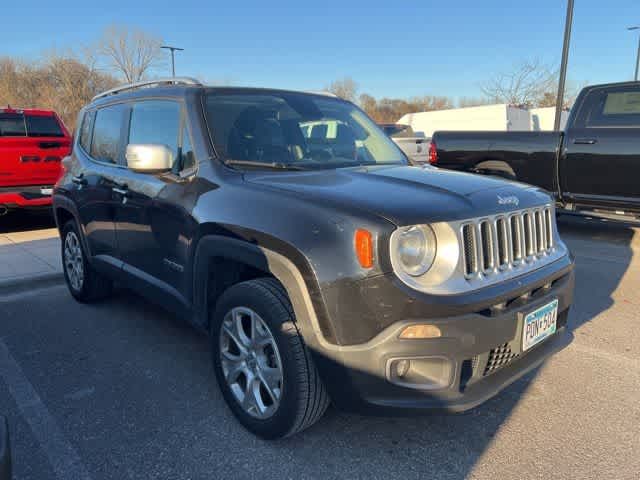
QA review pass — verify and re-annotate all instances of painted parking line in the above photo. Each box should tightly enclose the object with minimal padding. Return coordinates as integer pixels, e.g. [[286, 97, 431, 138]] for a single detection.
[[0, 339, 93, 480]]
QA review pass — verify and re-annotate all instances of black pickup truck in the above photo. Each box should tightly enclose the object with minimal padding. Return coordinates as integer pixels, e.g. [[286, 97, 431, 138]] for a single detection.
[[432, 81, 640, 222]]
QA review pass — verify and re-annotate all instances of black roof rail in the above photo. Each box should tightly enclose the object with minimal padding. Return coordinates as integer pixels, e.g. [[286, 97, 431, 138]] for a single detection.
[[92, 77, 203, 102]]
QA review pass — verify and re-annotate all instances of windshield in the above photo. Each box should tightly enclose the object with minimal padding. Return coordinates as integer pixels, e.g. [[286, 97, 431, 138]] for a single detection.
[[205, 91, 407, 169]]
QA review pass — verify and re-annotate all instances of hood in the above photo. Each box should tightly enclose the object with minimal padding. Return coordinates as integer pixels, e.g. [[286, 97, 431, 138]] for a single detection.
[[245, 165, 552, 226]]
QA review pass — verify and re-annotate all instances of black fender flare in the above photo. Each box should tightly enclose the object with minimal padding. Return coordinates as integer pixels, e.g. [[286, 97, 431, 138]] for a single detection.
[[52, 194, 93, 260], [192, 235, 334, 348]]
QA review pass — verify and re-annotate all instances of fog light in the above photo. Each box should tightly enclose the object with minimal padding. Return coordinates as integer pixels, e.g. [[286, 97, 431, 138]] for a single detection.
[[399, 324, 441, 339], [394, 359, 410, 378], [387, 357, 453, 390]]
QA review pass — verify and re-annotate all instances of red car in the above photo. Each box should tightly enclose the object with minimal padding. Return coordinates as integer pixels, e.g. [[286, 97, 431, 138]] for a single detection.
[[0, 107, 71, 215]]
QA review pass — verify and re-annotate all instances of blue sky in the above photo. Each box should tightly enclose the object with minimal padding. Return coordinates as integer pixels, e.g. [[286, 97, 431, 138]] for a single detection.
[[4, 1, 640, 100]]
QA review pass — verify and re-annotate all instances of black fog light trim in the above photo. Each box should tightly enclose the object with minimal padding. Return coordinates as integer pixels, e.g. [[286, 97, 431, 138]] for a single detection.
[[386, 356, 455, 391]]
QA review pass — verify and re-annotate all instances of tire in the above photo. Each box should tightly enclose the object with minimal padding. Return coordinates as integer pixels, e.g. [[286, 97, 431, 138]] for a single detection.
[[211, 278, 330, 439], [61, 220, 113, 303]]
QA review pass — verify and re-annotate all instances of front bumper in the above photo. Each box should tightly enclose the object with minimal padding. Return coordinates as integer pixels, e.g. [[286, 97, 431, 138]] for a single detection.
[[0, 186, 54, 209], [313, 259, 574, 414]]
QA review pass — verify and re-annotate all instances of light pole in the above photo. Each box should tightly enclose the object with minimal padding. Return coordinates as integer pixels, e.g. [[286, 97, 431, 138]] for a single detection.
[[161, 45, 184, 78], [555, 0, 574, 131], [627, 26, 640, 81]]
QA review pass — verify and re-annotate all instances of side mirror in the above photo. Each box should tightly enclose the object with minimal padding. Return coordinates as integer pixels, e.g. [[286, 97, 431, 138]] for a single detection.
[[125, 144, 173, 173]]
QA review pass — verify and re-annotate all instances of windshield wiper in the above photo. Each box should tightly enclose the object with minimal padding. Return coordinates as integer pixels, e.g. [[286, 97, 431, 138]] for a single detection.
[[224, 159, 307, 171]]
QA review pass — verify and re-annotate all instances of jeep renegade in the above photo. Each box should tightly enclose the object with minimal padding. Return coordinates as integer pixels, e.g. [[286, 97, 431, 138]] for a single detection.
[[53, 78, 574, 439]]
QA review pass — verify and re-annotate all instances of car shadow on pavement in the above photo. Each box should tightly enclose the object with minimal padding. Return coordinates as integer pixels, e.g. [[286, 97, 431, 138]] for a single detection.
[[0, 210, 55, 234]]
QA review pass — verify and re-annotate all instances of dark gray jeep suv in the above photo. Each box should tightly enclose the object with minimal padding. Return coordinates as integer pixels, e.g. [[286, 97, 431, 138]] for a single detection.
[[53, 78, 574, 439]]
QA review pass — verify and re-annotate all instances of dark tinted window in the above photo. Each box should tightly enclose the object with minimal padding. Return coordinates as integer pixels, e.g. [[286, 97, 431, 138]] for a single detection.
[[0, 113, 26, 136], [79, 111, 94, 152], [128, 101, 180, 166], [25, 115, 64, 137], [586, 89, 640, 128], [91, 104, 127, 164], [205, 92, 405, 169]]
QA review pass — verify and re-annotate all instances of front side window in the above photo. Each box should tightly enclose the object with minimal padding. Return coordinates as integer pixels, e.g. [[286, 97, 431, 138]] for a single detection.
[[91, 104, 127, 164], [128, 101, 180, 167], [586, 89, 640, 128], [205, 91, 406, 169]]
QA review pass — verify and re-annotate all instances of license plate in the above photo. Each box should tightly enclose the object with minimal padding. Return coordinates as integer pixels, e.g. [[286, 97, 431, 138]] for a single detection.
[[522, 299, 558, 352], [40, 188, 52, 195]]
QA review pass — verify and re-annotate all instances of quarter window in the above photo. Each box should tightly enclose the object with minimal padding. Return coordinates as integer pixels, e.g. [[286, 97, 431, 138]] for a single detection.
[[91, 104, 127, 164]]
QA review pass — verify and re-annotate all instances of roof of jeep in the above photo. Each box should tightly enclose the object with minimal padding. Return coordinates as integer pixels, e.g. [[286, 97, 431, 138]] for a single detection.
[[89, 83, 341, 109]]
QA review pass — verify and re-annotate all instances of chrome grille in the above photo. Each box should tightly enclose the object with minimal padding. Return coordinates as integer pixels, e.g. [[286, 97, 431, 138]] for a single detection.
[[462, 224, 477, 275], [461, 206, 555, 278], [496, 217, 509, 267], [510, 215, 523, 262], [480, 221, 494, 272]]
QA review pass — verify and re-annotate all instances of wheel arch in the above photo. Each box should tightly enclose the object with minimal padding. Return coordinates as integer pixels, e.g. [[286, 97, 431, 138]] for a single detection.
[[473, 160, 517, 180], [52, 196, 93, 260], [192, 234, 336, 347]]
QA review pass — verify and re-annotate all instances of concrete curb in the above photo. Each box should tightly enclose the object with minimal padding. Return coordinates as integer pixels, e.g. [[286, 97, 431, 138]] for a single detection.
[[0, 272, 64, 295]]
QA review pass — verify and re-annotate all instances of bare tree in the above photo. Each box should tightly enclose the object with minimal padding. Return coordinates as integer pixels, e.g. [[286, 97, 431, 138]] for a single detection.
[[0, 52, 118, 130], [99, 25, 163, 83], [42, 52, 118, 129], [481, 59, 557, 107], [458, 97, 493, 108], [327, 77, 358, 102], [356, 92, 454, 123]]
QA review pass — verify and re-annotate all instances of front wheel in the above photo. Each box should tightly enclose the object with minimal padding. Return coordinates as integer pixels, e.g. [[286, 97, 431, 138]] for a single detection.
[[211, 278, 329, 439]]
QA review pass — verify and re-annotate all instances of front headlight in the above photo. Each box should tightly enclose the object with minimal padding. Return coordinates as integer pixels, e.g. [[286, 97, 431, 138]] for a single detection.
[[392, 225, 437, 277]]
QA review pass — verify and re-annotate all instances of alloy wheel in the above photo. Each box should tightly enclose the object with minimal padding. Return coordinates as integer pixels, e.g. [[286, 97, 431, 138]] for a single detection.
[[64, 231, 84, 291], [219, 307, 284, 419]]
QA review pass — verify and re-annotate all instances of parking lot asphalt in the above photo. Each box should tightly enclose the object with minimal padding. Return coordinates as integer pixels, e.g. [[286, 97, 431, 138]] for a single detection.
[[0, 215, 638, 480]]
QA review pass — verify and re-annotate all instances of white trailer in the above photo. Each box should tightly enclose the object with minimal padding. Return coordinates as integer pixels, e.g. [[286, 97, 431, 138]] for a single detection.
[[398, 104, 532, 138], [529, 107, 569, 131]]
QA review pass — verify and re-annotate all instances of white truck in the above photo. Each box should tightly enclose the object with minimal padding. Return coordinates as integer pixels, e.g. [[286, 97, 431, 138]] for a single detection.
[[378, 123, 429, 164]]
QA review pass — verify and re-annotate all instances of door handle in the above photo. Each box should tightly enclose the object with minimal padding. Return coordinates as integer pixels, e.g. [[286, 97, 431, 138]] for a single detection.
[[112, 186, 129, 196], [573, 138, 598, 145], [71, 175, 87, 186]]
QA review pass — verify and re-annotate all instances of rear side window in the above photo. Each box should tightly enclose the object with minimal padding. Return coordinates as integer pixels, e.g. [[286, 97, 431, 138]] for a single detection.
[[25, 115, 64, 137], [91, 104, 127, 164], [0, 113, 26, 136], [585, 89, 640, 128], [128, 101, 180, 165]]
